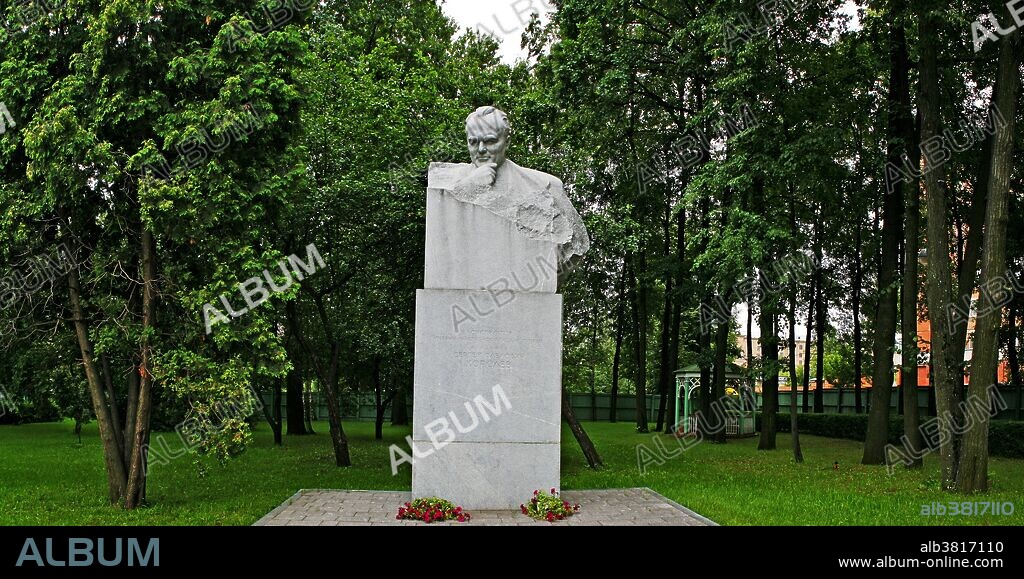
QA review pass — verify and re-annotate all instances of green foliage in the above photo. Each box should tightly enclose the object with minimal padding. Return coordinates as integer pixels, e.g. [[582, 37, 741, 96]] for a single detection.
[[4, 0, 1022, 509], [291, 1, 517, 421], [822, 335, 873, 389], [48, 364, 92, 434], [1, 0, 310, 469], [0, 338, 85, 426]]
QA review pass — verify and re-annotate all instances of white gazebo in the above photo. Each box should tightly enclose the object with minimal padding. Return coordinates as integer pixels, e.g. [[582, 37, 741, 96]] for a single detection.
[[673, 364, 756, 437]]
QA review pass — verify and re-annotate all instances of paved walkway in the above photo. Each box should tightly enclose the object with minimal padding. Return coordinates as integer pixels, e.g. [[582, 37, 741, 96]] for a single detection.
[[254, 488, 715, 526]]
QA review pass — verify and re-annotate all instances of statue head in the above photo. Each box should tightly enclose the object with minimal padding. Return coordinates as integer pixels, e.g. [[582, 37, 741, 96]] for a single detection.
[[465, 106, 510, 168]]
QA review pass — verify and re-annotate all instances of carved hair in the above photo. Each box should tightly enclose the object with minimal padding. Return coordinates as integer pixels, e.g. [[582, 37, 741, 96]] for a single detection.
[[465, 106, 510, 139]]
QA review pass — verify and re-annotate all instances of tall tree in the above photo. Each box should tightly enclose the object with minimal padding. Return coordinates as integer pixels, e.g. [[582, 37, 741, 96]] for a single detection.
[[609, 261, 626, 423], [853, 221, 865, 413], [864, 2, 911, 464], [803, 275, 816, 413], [900, 118, 924, 468], [958, 32, 1020, 493], [655, 200, 676, 432], [918, 5, 963, 488], [787, 204, 804, 462], [814, 224, 826, 414], [759, 273, 780, 451], [628, 252, 650, 433], [2, 0, 307, 508]]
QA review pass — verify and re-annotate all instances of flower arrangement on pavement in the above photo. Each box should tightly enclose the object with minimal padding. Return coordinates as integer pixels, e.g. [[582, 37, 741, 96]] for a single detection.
[[521, 488, 581, 522], [397, 497, 471, 523]]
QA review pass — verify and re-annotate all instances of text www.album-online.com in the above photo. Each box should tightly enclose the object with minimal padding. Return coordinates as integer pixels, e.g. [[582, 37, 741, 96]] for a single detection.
[[838, 556, 1003, 568], [837, 541, 1005, 568]]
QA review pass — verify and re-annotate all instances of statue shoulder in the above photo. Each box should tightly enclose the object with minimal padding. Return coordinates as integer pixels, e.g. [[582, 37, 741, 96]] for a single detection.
[[506, 161, 565, 190]]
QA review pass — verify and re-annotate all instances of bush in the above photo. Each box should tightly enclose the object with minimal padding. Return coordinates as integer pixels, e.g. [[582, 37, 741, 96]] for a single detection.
[[989, 420, 1024, 459], [758, 412, 1024, 459], [0, 389, 61, 425]]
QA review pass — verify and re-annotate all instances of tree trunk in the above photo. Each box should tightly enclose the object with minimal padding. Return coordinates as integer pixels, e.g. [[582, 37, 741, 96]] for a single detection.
[[709, 184, 733, 444], [562, 385, 603, 468], [303, 384, 316, 434], [589, 301, 599, 422], [919, 11, 963, 488], [373, 357, 385, 441], [391, 382, 409, 426], [696, 197, 713, 425], [67, 256, 128, 504], [322, 348, 352, 467], [901, 116, 924, 469], [665, 208, 685, 433], [698, 297, 713, 424], [100, 355, 124, 456], [864, 13, 910, 464], [610, 260, 627, 423], [291, 302, 351, 466], [123, 369, 139, 468], [927, 359, 937, 417], [758, 272, 779, 451], [853, 221, 864, 413], [264, 380, 284, 446], [803, 275, 815, 413], [958, 33, 1020, 493], [629, 252, 649, 433], [285, 305, 309, 435], [951, 79, 1001, 371], [814, 233, 826, 414], [123, 228, 157, 509], [656, 201, 674, 432], [1009, 296, 1022, 420], [900, 233, 922, 461], [712, 310, 730, 444], [286, 354, 308, 435], [747, 297, 755, 379], [323, 394, 350, 466], [788, 283, 803, 462], [897, 239, 905, 424]]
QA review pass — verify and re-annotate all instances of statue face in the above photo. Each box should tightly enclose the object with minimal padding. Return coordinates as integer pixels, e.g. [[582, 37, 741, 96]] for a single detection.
[[466, 127, 509, 168]]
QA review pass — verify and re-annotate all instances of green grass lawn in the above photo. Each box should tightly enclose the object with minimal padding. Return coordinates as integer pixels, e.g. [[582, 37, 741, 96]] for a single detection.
[[1, 420, 1021, 525]]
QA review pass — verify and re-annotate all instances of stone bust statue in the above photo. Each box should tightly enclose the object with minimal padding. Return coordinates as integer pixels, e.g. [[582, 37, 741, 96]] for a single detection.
[[414, 108, 575, 507], [439, 107, 590, 280]]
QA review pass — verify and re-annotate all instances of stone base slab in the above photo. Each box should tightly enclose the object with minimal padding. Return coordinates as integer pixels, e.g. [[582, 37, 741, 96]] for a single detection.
[[253, 488, 717, 526]]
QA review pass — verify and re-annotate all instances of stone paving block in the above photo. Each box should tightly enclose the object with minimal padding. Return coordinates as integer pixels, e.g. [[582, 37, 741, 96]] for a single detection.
[[253, 488, 714, 527]]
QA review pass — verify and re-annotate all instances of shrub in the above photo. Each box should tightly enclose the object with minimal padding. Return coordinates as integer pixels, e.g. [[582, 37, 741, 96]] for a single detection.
[[758, 412, 1024, 459]]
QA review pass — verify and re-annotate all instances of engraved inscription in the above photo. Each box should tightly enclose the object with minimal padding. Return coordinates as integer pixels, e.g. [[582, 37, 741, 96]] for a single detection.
[[453, 350, 526, 370]]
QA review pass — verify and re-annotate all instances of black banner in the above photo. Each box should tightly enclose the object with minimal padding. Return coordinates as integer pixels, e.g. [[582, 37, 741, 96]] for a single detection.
[[0, 526, 1017, 574]]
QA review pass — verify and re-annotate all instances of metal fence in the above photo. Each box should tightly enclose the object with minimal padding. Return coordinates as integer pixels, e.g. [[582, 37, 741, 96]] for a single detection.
[[264, 387, 1024, 423]]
